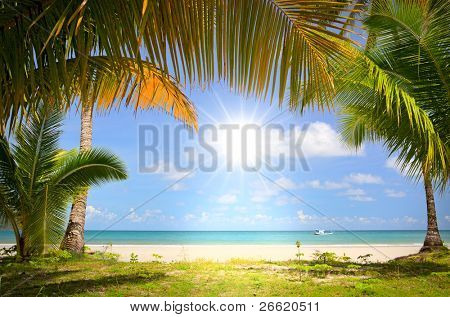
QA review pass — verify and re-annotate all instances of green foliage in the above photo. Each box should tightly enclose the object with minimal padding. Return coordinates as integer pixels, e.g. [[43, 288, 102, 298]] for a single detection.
[[347, 264, 361, 270], [0, 108, 127, 259], [82, 246, 91, 253], [130, 253, 139, 263], [0, 250, 448, 296], [42, 250, 73, 263], [295, 240, 303, 261], [336, 0, 450, 190], [430, 272, 450, 277], [340, 253, 351, 263], [152, 253, 163, 263], [92, 251, 120, 262], [1, 0, 362, 133], [310, 264, 333, 278], [313, 251, 338, 264]]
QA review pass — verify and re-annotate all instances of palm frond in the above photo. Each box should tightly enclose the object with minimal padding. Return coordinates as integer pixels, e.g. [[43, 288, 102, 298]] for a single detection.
[[51, 148, 127, 190], [1, 0, 362, 132], [78, 57, 198, 129], [13, 107, 63, 198]]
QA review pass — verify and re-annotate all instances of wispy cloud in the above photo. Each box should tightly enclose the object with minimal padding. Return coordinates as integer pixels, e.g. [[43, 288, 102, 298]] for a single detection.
[[126, 209, 165, 223], [297, 210, 314, 223], [86, 205, 117, 222], [345, 173, 383, 184], [385, 189, 406, 198], [340, 188, 375, 202], [306, 180, 350, 190]]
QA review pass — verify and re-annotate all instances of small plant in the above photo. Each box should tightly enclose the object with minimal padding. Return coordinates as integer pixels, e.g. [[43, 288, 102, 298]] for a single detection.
[[313, 251, 337, 264], [152, 253, 163, 262], [340, 253, 351, 263], [130, 252, 139, 263], [311, 264, 333, 278], [357, 254, 373, 264], [295, 240, 303, 261], [344, 264, 361, 274], [92, 251, 119, 262], [45, 249, 72, 263], [82, 245, 91, 253], [346, 264, 361, 270]]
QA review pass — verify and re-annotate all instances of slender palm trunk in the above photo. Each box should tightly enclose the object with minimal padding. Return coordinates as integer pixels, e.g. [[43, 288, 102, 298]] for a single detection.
[[420, 167, 444, 252], [61, 105, 93, 253]]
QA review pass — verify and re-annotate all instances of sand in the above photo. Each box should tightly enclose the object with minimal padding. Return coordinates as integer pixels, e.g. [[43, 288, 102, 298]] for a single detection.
[[85, 244, 422, 262], [0, 243, 422, 262]]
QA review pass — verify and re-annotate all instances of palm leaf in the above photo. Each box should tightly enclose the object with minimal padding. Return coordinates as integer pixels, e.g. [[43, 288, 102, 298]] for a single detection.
[[1, 0, 362, 132], [51, 148, 127, 190]]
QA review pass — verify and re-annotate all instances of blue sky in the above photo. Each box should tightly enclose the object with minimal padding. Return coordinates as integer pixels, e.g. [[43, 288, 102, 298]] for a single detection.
[[60, 84, 450, 231]]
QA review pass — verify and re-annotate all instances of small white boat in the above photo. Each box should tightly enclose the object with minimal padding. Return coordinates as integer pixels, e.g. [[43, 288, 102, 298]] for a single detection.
[[314, 229, 333, 235]]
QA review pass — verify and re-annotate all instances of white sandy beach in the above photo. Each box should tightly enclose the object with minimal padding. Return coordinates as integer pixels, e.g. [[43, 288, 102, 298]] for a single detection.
[[0, 243, 422, 262], [85, 244, 422, 262]]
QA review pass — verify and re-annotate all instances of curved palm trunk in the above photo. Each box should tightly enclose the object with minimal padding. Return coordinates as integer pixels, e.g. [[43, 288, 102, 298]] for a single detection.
[[420, 167, 444, 252], [61, 105, 93, 253]]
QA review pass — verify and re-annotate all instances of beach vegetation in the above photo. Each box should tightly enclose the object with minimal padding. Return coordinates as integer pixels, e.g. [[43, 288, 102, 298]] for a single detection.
[[152, 253, 163, 263], [295, 241, 304, 261], [0, 108, 127, 260], [0, 249, 448, 296], [312, 251, 338, 264], [310, 264, 333, 278], [130, 253, 139, 263]]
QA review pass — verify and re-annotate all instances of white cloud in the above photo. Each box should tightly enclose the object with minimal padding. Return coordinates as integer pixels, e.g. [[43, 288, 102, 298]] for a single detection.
[[385, 189, 406, 198], [444, 215, 450, 223], [217, 194, 237, 204], [297, 210, 314, 223], [341, 188, 374, 202], [345, 173, 383, 184], [86, 205, 117, 222], [126, 209, 163, 223], [295, 122, 362, 158], [349, 196, 375, 202], [306, 180, 350, 190], [403, 216, 418, 224]]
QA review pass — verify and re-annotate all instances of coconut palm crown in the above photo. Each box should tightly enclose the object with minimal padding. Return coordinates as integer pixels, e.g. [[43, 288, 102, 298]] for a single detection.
[[336, 0, 449, 250], [0, 108, 127, 259]]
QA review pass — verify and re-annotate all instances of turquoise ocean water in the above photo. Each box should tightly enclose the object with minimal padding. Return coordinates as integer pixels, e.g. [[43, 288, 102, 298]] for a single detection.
[[1, 230, 449, 245]]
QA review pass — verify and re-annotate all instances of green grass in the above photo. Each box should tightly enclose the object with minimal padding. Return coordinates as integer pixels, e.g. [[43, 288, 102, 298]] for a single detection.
[[0, 250, 449, 297]]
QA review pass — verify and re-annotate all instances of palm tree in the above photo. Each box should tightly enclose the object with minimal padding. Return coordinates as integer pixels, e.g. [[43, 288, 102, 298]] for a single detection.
[[0, 107, 127, 259], [336, 0, 449, 251], [60, 58, 198, 252]]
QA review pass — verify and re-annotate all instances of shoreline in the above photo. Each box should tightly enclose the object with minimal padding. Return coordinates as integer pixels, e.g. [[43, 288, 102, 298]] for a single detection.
[[89, 244, 423, 262], [1, 243, 424, 262]]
